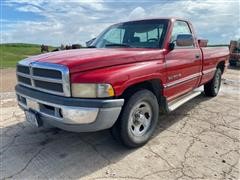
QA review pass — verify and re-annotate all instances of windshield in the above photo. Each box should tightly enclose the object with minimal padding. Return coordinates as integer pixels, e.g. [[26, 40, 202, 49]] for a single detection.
[[93, 20, 169, 49]]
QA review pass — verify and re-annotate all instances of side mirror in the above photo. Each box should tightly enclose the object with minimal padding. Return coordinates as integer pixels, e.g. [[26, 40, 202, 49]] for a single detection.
[[86, 38, 96, 47], [176, 34, 194, 47]]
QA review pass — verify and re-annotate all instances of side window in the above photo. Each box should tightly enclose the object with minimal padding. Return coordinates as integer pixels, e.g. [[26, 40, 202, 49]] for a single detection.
[[171, 21, 193, 47]]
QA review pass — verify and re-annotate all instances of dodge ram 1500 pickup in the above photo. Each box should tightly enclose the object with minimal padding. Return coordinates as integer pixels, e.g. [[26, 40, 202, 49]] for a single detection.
[[16, 18, 229, 147]]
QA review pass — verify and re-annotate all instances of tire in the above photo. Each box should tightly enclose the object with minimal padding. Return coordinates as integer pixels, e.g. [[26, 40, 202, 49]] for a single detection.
[[204, 68, 222, 97], [111, 89, 159, 148]]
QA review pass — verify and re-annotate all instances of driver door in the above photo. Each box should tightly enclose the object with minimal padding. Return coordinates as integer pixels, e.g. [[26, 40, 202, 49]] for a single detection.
[[164, 21, 202, 101]]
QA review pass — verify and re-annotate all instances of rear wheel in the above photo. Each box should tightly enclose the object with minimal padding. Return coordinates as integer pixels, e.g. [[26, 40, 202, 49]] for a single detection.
[[204, 68, 222, 97], [111, 89, 159, 148]]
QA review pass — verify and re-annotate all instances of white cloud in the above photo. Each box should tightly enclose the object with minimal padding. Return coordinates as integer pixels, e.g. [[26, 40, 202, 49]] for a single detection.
[[2, 0, 240, 46], [2, 0, 113, 45], [129, 7, 146, 20], [6, 0, 45, 6], [16, 5, 42, 13], [141, 0, 240, 44]]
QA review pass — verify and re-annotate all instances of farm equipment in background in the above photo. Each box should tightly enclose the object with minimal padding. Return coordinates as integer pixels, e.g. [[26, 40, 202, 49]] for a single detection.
[[51, 44, 82, 52], [229, 40, 240, 66], [41, 44, 49, 53]]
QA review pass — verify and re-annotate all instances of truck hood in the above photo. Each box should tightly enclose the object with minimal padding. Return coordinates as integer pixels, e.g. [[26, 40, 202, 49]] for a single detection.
[[29, 48, 165, 73]]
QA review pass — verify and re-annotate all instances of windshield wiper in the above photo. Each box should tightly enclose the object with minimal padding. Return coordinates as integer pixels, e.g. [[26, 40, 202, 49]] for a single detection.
[[105, 43, 131, 48]]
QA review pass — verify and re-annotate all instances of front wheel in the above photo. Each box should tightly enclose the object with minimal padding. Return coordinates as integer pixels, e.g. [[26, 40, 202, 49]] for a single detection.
[[111, 89, 159, 148], [204, 68, 222, 97]]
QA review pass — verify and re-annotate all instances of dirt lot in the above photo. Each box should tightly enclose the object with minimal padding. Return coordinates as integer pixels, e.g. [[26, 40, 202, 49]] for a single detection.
[[0, 68, 240, 179], [0, 68, 17, 92]]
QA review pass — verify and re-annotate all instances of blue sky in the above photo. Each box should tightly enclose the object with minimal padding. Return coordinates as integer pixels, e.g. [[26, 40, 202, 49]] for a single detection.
[[1, 0, 239, 46]]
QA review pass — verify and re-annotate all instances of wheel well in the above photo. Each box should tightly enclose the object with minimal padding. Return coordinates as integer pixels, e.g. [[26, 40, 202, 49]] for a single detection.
[[217, 61, 225, 74], [120, 79, 163, 104]]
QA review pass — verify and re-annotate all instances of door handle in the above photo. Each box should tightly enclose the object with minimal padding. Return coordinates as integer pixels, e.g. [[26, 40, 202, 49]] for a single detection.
[[195, 54, 200, 59]]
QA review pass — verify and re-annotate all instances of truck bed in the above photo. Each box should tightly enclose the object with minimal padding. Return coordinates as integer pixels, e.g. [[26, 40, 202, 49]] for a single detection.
[[200, 47, 229, 85]]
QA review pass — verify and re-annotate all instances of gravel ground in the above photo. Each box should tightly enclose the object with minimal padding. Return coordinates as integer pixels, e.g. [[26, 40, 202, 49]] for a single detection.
[[0, 68, 17, 93], [0, 68, 239, 180]]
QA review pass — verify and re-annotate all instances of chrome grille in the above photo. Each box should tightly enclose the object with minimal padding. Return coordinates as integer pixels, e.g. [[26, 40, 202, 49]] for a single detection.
[[17, 65, 30, 74], [16, 61, 70, 97]]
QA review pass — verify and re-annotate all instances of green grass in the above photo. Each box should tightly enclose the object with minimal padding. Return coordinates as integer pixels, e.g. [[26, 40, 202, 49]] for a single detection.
[[0, 43, 55, 68]]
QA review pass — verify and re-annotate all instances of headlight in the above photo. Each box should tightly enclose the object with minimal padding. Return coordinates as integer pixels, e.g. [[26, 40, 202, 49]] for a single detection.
[[71, 83, 115, 98]]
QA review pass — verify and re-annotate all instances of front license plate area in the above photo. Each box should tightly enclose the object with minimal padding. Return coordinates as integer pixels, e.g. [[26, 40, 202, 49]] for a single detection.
[[25, 110, 41, 127], [27, 99, 39, 110]]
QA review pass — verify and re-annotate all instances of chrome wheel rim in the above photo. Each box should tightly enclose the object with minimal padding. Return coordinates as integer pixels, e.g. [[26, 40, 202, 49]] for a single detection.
[[129, 101, 152, 137], [214, 72, 221, 93]]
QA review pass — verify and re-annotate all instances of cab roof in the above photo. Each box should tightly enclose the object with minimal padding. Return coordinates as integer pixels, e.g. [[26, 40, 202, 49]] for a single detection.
[[120, 17, 189, 23]]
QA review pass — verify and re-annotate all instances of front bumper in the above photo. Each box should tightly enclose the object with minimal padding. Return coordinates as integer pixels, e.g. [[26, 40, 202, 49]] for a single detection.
[[15, 85, 124, 132]]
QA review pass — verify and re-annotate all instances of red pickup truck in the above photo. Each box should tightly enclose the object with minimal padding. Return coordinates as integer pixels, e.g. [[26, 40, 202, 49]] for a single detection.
[[16, 18, 229, 147]]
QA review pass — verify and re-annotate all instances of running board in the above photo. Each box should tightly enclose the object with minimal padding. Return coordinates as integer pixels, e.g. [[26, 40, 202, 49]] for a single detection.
[[168, 90, 202, 112]]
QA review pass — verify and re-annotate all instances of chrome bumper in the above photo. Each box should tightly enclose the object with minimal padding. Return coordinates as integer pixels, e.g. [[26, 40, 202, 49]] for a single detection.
[[16, 85, 124, 132]]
